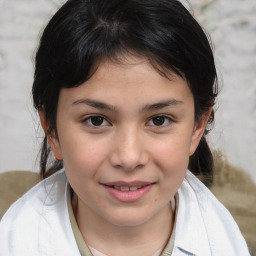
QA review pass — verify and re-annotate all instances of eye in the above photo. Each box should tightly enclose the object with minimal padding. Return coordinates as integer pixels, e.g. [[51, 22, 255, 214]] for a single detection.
[[82, 115, 110, 127], [147, 115, 172, 127]]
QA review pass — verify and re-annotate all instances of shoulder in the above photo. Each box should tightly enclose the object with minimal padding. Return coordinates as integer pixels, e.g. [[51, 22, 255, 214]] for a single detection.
[[0, 170, 80, 256], [178, 171, 250, 255], [0, 169, 66, 220]]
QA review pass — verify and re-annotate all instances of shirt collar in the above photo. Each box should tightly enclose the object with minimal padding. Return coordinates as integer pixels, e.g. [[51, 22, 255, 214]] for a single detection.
[[172, 171, 211, 256]]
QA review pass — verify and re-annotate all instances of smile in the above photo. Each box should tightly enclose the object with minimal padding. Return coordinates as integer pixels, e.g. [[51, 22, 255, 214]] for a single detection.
[[101, 181, 154, 202], [113, 185, 143, 191]]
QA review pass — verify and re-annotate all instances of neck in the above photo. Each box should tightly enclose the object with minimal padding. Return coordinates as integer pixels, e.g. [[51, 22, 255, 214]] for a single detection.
[[73, 195, 174, 256]]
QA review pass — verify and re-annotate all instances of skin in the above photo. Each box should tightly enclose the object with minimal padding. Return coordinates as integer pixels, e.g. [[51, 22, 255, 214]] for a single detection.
[[40, 55, 209, 256]]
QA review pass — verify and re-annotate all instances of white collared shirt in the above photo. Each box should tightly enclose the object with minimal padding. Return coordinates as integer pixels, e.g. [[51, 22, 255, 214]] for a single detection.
[[0, 169, 250, 256]]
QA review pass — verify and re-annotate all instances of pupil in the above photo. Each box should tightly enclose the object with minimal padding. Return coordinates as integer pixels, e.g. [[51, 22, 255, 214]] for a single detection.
[[153, 116, 165, 126], [91, 116, 103, 126]]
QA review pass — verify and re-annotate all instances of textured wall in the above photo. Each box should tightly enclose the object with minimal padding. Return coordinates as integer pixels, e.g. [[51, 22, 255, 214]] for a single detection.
[[191, 0, 256, 182], [0, 0, 255, 182]]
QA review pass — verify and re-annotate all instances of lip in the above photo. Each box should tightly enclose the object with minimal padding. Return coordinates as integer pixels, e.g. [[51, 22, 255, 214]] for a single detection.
[[103, 180, 152, 187], [101, 181, 154, 203]]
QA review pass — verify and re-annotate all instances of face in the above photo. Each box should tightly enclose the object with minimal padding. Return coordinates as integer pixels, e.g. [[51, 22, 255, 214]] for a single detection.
[[44, 56, 207, 228]]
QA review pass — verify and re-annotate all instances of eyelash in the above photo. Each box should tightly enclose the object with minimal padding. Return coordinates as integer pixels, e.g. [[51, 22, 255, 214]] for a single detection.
[[82, 114, 173, 128]]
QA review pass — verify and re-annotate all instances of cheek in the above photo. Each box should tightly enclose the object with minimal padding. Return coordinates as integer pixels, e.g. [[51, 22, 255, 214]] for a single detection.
[[59, 134, 109, 177], [151, 135, 191, 174]]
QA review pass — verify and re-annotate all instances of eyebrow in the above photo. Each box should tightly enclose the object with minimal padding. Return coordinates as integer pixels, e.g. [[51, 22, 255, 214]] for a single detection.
[[72, 98, 183, 112], [141, 99, 184, 112], [72, 99, 116, 111]]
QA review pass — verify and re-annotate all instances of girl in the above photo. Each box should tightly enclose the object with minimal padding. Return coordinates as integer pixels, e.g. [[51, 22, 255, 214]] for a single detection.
[[0, 0, 250, 255]]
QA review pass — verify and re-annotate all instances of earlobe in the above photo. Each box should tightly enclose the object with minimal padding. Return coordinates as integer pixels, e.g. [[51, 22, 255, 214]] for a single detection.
[[39, 110, 63, 160], [189, 109, 212, 156]]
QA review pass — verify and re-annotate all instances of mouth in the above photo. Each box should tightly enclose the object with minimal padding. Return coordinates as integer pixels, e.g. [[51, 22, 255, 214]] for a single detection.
[[111, 185, 144, 191], [101, 181, 155, 202], [102, 181, 154, 190]]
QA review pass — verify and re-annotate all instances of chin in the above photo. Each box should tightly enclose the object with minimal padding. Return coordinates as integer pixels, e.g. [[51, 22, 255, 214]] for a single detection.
[[104, 210, 151, 228]]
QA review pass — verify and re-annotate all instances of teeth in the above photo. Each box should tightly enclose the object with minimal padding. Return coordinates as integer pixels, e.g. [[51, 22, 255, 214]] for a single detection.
[[114, 186, 143, 191], [120, 186, 129, 191]]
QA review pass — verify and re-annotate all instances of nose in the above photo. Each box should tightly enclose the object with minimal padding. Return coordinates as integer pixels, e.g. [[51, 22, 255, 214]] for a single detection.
[[109, 127, 149, 171]]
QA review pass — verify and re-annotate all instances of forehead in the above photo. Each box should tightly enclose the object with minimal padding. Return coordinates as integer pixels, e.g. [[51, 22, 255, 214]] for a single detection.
[[58, 55, 193, 108]]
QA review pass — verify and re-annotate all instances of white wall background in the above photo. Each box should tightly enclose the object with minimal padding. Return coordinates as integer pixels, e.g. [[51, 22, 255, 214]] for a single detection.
[[0, 0, 255, 182]]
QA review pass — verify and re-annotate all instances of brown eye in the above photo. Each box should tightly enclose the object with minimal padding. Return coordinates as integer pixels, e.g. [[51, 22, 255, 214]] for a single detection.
[[91, 116, 104, 126], [152, 116, 165, 126], [83, 115, 110, 127], [147, 115, 172, 127]]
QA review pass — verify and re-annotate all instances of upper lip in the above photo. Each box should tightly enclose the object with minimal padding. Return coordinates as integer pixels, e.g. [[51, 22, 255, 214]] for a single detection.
[[101, 181, 154, 187]]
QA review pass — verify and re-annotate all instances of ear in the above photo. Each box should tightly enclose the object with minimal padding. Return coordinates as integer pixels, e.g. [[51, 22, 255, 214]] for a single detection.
[[189, 109, 212, 156], [39, 110, 63, 160]]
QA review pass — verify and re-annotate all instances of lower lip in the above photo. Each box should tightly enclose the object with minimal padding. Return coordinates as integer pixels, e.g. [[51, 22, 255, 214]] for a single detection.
[[103, 184, 153, 202]]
